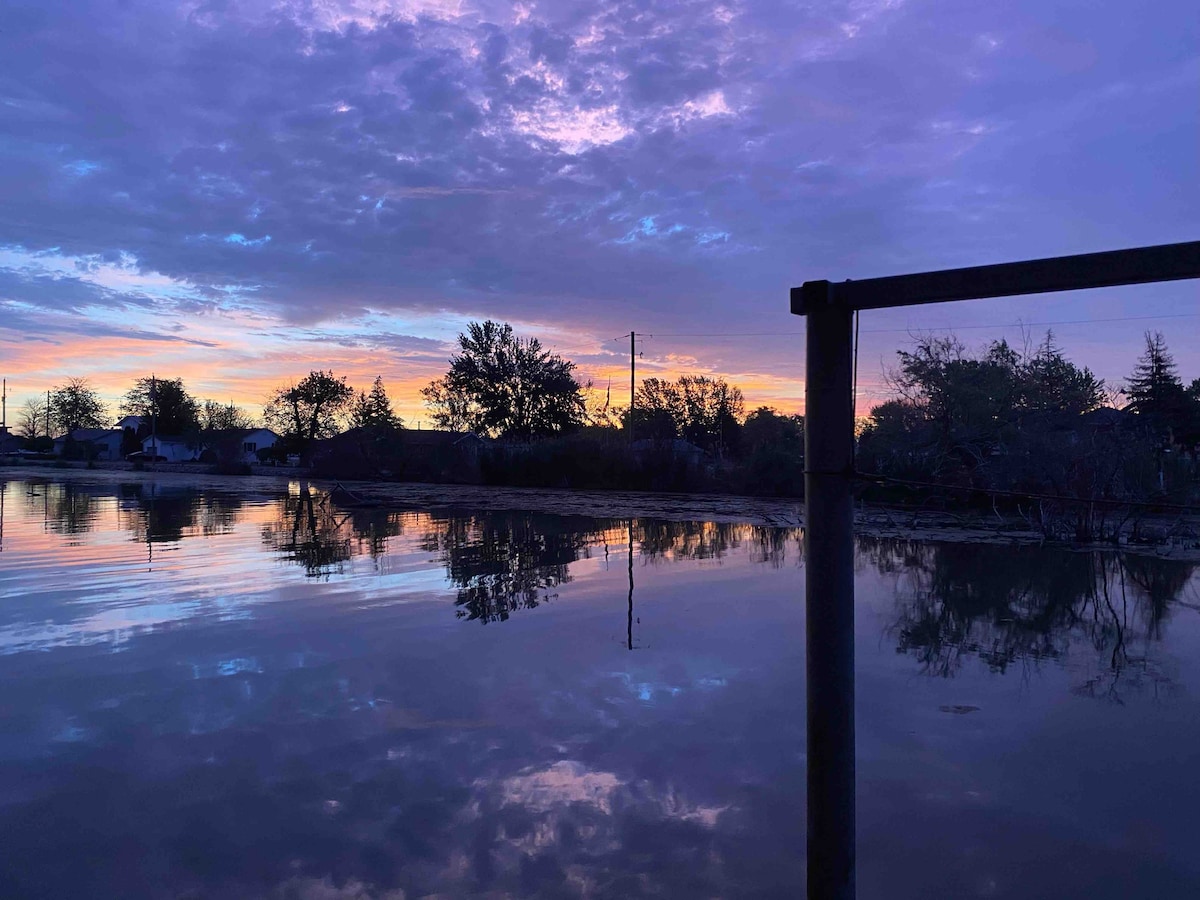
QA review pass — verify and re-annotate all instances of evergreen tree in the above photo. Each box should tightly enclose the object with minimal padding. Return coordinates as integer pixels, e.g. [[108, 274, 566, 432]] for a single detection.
[[1125, 331, 1186, 433], [1021, 331, 1104, 415], [367, 376, 401, 428], [349, 377, 403, 430]]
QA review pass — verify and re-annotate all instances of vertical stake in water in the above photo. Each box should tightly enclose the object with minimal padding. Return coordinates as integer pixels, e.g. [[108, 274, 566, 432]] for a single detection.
[[803, 287, 856, 900]]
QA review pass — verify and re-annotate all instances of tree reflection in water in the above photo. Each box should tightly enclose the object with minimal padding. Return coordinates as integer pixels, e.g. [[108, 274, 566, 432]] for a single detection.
[[864, 537, 1198, 701], [125, 486, 244, 544], [420, 512, 602, 623], [20, 479, 246, 544], [23, 480, 104, 537], [637, 520, 804, 566], [259, 494, 807, 625], [260, 486, 406, 578]]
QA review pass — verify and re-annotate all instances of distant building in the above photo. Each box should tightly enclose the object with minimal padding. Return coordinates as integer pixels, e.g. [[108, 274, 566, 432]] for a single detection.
[[630, 437, 708, 466], [53, 428, 124, 460], [0, 428, 21, 455], [199, 428, 279, 464], [139, 434, 199, 462], [115, 415, 146, 432]]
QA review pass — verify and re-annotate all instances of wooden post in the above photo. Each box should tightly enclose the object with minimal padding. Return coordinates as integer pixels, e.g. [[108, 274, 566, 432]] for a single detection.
[[791, 240, 1200, 900], [803, 284, 856, 900]]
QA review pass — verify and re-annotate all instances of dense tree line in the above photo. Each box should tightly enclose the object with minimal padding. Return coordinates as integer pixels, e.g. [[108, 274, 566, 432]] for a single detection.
[[9, 372, 406, 463], [15, 321, 1194, 519], [858, 330, 1200, 534]]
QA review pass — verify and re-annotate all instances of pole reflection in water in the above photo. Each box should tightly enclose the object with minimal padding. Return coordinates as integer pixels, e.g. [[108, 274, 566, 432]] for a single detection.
[[628, 517, 635, 650]]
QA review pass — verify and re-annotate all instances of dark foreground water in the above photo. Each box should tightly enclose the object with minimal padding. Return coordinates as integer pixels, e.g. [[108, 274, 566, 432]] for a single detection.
[[1, 477, 1199, 899]]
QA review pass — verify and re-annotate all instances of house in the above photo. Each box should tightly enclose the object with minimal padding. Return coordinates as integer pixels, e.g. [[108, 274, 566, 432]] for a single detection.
[[140, 434, 199, 462], [0, 427, 21, 456], [199, 428, 279, 464], [53, 428, 125, 460], [630, 437, 708, 466], [115, 414, 146, 432]]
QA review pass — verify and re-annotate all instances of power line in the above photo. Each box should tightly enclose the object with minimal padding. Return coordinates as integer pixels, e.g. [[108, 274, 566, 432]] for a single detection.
[[600, 311, 1200, 342], [860, 312, 1200, 334]]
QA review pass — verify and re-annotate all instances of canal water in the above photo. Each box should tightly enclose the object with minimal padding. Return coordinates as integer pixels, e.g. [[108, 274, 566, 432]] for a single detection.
[[1, 476, 1198, 898]]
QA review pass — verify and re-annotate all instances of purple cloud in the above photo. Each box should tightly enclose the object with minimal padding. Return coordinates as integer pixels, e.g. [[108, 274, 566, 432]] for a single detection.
[[0, 0, 1196, 403]]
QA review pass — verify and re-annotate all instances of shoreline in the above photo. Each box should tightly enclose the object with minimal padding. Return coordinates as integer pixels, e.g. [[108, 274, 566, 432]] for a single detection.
[[3, 461, 1198, 559]]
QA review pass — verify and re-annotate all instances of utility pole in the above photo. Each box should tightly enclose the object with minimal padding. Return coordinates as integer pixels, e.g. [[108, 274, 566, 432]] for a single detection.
[[629, 331, 636, 443], [1, 378, 6, 433], [46, 389, 51, 439]]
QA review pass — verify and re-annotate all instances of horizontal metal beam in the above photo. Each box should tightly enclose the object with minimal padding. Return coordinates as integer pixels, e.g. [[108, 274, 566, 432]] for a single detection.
[[791, 240, 1200, 316]]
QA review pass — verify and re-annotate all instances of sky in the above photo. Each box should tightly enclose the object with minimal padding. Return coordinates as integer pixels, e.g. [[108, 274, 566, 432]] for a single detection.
[[0, 0, 1197, 426]]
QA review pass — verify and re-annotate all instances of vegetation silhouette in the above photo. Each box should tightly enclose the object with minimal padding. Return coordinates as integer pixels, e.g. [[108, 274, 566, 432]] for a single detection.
[[253, 491, 807, 624], [859, 330, 1200, 535], [420, 512, 602, 623], [864, 536, 1197, 700], [121, 377, 200, 435], [48, 377, 107, 432], [21, 479, 246, 544], [263, 370, 355, 449], [422, 320, 586, 439], [259, 486, 407, 577]]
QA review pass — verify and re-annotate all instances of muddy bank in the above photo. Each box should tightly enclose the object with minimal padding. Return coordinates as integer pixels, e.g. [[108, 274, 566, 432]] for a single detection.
[[4, 462, 1198, 559]]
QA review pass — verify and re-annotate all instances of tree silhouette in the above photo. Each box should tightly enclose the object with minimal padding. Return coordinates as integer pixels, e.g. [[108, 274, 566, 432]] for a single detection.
[[349, 376, 403, 430], [199, 399, 254, 432], [264, 370, 354, 444], [49, 377, 107, 432], [1126, 331, 1193, 438], [423, 320, 585, 439], [16, 396, 49, 440], [627, 375, 744, 451], [121, 377, 200, 435]]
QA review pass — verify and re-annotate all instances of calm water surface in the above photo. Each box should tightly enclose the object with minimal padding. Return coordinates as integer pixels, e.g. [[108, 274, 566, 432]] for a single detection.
[[1, 476, 1199, 898]]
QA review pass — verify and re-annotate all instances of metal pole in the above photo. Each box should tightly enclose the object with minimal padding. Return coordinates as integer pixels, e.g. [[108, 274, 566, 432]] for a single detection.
[[804, 294, 856, 900]]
